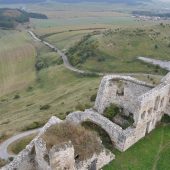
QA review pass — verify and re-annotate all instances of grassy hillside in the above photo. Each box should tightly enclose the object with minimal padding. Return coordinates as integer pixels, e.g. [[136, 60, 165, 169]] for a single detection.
[[0, 30, 37, 97], [0, 42, 100, 140], [104, 124, 170, 170], [65, 24, 170, 74]]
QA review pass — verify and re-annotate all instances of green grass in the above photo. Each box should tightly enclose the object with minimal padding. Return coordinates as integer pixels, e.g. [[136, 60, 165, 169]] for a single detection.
[[66, 24, 170, 74], [45, 30, 96, 50], [8, 134, 36, 155], [0, 62, 100, 138], [0, 30, 36, 97], [104, 124, 170, 170]]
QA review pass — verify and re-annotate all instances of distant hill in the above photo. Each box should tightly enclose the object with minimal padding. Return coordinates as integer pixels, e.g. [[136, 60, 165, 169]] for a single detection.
[[0, 0, 151, 5], [0, 8, 47, 29]]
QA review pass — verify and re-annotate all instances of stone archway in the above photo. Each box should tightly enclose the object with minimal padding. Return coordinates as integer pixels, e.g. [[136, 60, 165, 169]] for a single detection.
[[66, 109, 124, 151], [81, 121, 114, 151]]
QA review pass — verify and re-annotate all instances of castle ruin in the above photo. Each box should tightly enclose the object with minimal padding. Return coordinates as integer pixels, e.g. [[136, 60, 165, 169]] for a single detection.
[[1, 73, 170, 170]]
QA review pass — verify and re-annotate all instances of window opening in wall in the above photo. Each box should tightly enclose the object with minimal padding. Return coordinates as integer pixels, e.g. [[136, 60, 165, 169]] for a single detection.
[[116, 80, 124, 96], [148, 108, 153, 115], [154, 96, 160, 111], [141, 111, 146, 120], [160, 97, 165, 108]]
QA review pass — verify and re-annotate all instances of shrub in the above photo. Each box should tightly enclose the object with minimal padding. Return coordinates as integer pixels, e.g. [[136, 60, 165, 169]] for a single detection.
[[42, 123, 102, 161], [104, 104, 120, 120], [161, 114, 170, 123], [13, 94, 20, 99], [154, 44, 158, 49], [90, 93, 97, 102], [0, 158, 7, 168], [75, 103, 86, 111], [40, 104, 50, 110]]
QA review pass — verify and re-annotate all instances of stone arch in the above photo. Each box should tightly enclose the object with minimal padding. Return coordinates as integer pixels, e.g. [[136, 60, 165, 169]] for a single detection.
[[66, 111, 123, 149], [81, 121, 114, 150]]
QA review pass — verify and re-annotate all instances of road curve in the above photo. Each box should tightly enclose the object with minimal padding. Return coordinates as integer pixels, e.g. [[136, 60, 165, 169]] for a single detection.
[[0, 31, 164, 160], [28, 31, 162, 78], [0, 128, 41, 160]]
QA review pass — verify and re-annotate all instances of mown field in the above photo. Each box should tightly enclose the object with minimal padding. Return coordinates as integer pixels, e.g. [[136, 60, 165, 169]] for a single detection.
[[0, 30, 36, 97]]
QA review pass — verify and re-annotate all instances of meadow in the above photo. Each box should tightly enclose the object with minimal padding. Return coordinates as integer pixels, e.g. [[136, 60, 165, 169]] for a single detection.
[[65, 24, 170, 74], [104, 124, 170, 170], [0, 42, 100, 139], [0, 30, 36, 97]]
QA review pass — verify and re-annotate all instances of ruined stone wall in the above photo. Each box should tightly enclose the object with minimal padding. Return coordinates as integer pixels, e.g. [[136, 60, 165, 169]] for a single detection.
[[66, 109, 147, 151], [135, 83, 170, 130], [1, 117, 62, 170], [49, 142, 75, 170], [66, 109, 124, 149], [94, 75, 153, 114]]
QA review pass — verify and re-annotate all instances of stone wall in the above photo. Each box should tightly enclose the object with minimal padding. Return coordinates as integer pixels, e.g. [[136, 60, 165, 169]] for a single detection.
[[1, 117, 62, 170], [94, 75, 153, 114]]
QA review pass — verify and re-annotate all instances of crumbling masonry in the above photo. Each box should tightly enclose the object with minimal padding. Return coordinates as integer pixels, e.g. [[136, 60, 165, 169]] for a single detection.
[[2, 73, 170, 170]]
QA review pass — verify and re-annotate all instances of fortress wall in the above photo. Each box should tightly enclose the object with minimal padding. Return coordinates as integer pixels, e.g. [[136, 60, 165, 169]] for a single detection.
[[135, 83, 170, 130], [94, 75, 152, 114], [1, 117, 62, 170]]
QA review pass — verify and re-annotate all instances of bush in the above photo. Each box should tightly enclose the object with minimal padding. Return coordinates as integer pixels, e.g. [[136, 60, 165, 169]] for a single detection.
[[40, 104, 50, 110], [161, 114, 170, 123], [0, 158, 7, 168], [154, 44, 158, 49], [75, 103, 86, 111], [42, 122, 102, 161], [104, 104, 120, 120], [13, 94, 20, 99], [90, 93, 97, 102]]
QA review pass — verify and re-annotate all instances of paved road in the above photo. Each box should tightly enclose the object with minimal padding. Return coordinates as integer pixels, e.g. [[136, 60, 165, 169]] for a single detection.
[[0, 128, 41, 160], [0, 31, 164, 160], [138, 56, 170, 71], [28, 31, 163, 78]]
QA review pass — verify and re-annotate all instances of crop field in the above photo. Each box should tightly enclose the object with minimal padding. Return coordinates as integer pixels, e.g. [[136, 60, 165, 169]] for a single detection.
[[0, 30, 36, 97], [104, 124, 170, 170], [45, 29, 101, 50]]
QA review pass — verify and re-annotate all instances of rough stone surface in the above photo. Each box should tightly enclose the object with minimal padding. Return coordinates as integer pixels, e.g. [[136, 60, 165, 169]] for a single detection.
[[1, 116, 62, 170], [1, 73, 170, 170]]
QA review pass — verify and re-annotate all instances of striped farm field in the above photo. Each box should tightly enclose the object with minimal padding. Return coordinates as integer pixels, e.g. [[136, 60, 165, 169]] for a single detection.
[[0, 30, 37, 97]]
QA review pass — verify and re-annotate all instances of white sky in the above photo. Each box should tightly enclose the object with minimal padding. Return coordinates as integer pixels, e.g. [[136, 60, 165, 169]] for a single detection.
[[159, 0, 170, 2]]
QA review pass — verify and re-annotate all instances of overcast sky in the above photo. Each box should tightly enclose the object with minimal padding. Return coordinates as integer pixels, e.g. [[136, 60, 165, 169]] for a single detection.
[[159, 0, 170, 2]]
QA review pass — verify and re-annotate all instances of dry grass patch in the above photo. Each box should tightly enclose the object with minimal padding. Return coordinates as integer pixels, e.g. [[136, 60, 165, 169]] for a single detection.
[[42, 122, 102, 161]]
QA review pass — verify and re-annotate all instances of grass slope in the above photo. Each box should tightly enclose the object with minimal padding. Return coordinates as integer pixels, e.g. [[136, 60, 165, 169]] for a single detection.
[[66, 24, 170, 74], [0, 30, 36, 97], [104, 124, 170, 170], [0, 61, 100, 139]]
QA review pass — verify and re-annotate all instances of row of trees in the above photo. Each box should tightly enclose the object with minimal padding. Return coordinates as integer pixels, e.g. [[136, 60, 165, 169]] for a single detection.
[[0, 8, 47, 29]]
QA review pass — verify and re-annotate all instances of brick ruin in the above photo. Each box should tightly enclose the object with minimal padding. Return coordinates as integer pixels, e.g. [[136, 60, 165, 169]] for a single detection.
[[1, 73, 170, 170]]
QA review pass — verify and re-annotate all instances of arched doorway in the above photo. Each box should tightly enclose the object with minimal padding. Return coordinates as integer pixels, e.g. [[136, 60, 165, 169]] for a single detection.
[[81, 121, 114, 151]]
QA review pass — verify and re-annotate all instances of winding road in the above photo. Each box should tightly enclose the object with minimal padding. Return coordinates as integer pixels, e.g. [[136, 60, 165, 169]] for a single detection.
[[28, 31, 163, 78], [0, 30, 167, 161], [0, 128, 41, 160]]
